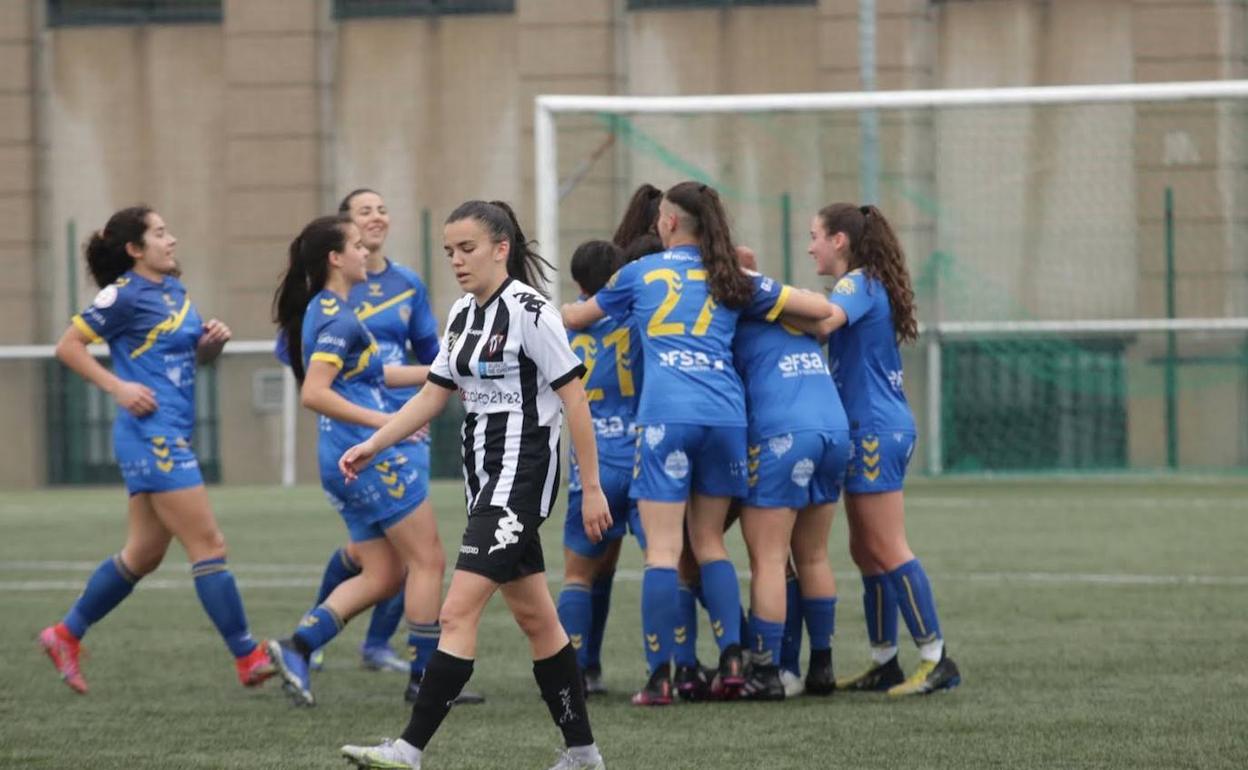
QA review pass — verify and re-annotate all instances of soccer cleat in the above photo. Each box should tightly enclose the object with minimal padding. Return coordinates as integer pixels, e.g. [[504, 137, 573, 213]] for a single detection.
[[309, 648, 325, 672], [673, 662, 714, 703], [836, 655, 905, 692], [631, 665, 673, 706], [583, 665, 608, 696], [403, 672, 485, 705], [341, 737, 421, 769], [741, 665, 786, 701], [887, 651, 961, 697], [235, 642, 277, 687], [804, 655, 835, 696], [711, 644, 745, 699], [361, 644, 410, 673], [779, 669, 805, 698], [267, 638, 314, 706], [38, 625, 87, 694], [546, 745, 606, 770]]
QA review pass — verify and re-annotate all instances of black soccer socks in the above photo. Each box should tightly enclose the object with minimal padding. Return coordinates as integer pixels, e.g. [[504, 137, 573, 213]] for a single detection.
[[533, 643, 595, 748], [401, 649, 474, 750]]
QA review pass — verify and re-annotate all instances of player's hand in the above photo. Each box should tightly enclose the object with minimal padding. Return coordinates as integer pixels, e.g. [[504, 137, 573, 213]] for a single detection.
[[339, 439, 378, 483], [112, 380, 157, 416], [580, 485, 612, 544], [198, 319, 231, 347]]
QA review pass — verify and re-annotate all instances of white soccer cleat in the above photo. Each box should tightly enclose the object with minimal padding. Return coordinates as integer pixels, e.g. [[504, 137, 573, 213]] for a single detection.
[[779, 669, 805, 698], [341, 738, 421, 769], [546, 745, 605, 770]]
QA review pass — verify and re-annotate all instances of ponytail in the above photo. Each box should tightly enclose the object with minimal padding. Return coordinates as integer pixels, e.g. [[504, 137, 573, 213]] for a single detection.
[[663, 181, 753, 309], [612, 183, 662, 249], [85, 206, 152, 289], [817, 202, 918, 344], [272, 214, 350, 382], [445, 200, 556, 297]]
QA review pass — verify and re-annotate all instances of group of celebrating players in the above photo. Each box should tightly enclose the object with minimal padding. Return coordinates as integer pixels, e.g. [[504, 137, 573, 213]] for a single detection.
[[36, 180, 960, 770]]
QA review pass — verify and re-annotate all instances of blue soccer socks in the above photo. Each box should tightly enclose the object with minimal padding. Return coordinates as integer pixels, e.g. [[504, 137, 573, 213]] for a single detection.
[[62, 554, 140, 640], [191, 558, 257, 658], [557, 582, 594, 670]]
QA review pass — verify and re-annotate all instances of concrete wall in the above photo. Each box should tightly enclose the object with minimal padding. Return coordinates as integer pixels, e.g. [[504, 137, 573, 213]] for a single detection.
[[3, 0, 1246, 486]]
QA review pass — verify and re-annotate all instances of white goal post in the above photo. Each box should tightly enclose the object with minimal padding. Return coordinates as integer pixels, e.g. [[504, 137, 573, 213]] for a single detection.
[[533, 79, 1248, 475]]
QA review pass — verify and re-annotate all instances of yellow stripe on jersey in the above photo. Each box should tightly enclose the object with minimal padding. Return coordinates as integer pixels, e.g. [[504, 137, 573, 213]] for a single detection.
[[71, 315, 104, 344], [130, 298, 192, 359], [765, 285, 792, 322], [356, 289, 415, 322], [310, 352, 344, 369], [342, 342, 378, 380]]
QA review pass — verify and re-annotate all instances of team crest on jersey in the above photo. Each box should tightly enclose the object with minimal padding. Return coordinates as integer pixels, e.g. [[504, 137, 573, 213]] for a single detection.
[[833, 277, 856, 296], [663, 450, 689, 480], [398, 305, 411, 323], [368, 283, 384, 297], [92, 285, 118, 309], [791, 458, 815, 487], [769, 434, 794, 458], [162, 292, 176, 307], [485, 333, 506, 356], [645, 424, 666, 449]]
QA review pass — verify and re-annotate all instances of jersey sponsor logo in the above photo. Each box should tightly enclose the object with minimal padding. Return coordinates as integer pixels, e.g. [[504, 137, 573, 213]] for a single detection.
[[833, 277, 856, 296], [512, 291, 547, 325], [487, 508, 525, 554], [657, 349, 724, 371], [777, 351, 829, 376], [791, 457, 815, 487], [316, 333, 347, 350], [768, 433, 794, 458], [593, 416, 632, 439], [459, 544, 479, 555], [166, 366, 184, 387], [759, 276, 775, 293], [644, 424, 665, 449], [461, 388, 521, 406], [92, 285, 118, 309], [663, 450, 689, 480], [477, 360, 518, 377]]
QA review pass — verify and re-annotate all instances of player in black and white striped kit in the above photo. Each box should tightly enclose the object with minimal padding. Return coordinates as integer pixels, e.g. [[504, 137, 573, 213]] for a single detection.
[[339, 200, 610, 770]]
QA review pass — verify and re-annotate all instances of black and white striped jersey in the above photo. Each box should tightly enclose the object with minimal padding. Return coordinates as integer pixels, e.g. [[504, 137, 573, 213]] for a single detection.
[[427, 278, 586, 518]]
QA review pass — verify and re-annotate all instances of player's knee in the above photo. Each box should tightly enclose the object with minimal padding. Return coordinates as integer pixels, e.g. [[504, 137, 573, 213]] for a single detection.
[[510, 602, 547, 641], [121, 546, 165, 576], [187, 528, 227, 562]]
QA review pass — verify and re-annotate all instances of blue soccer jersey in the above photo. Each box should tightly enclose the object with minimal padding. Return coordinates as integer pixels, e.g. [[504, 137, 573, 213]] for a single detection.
[[826, 269, 916, 434], [593, 246, 789, 427], [566, 311, 642, 469], [300, 289, 389, 454], [348, 260, 439, 410], [73, 271, 203, 438], [733, 319, 848, 444]]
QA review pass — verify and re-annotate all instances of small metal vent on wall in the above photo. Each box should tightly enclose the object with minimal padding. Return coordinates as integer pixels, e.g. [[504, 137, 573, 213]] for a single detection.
[[253, 369, 287, 414]]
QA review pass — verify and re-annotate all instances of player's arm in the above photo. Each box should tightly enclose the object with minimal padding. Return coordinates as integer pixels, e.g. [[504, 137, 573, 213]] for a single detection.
[[781, 293, 848, 342], [338, 380, 453, 481], [55, 323, 156, 416], [300, 360, 390, 429], [383, 364, 429, 388], [561, 296, 605, 331], [557, 376, 612, 543], [196, 318, 231, 365]]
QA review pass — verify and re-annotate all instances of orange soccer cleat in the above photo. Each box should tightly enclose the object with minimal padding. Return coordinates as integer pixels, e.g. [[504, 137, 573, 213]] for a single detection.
[[39, 625, 87, 694], [236, 642, 278, 687]]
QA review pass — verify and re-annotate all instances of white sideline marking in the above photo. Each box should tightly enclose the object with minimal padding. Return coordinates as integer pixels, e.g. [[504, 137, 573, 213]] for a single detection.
[[1, 563, 1246, 590]]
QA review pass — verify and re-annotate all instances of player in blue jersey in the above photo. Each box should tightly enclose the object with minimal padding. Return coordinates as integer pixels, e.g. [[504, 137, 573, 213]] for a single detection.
[[266, 215, 442, 707], [38, 206, 275, 694], [556, 240, 646, 697], [562, 181, 834, 705], [805, 203, 961, 696], [732, 247, 849, 700]]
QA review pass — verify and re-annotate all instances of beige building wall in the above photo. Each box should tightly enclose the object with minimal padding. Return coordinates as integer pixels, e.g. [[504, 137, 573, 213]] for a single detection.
[[5, 0, 1246, 486]]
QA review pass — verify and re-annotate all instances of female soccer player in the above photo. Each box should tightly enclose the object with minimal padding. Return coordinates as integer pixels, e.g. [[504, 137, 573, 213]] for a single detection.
[[562, 181, 833, 705], [339, 201, 609, 770], [267, 215, 443, 707], [39, 206, 274, 693], [732, 247, 849, 700], [556, 240, 645, 697], [806, 202, 961, 696], [611, 183, 662, 251]]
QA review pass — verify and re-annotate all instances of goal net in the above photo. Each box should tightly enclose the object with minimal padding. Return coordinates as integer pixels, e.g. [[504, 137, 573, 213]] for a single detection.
[[536, 81, 1248, 474]]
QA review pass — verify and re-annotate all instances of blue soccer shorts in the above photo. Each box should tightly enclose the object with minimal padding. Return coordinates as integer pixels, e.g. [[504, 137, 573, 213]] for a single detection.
[[321, 441, 428, 542], [631, 422, 748, 502], [745, 429, 850, 509], [114, 422, 203, 495], [844, 430, 916, 495], [564, 460, 646, 558]]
